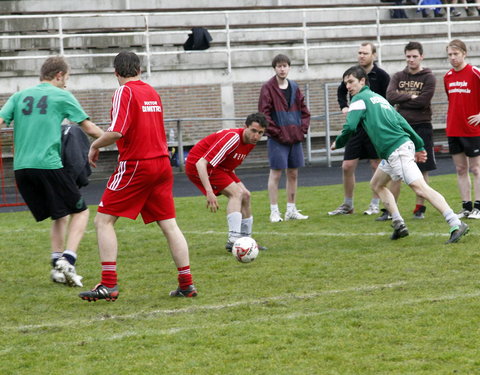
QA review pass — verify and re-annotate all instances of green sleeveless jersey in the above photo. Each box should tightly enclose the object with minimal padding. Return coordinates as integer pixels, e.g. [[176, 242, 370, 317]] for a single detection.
[[335, 85, 424, 160], [0, 82, 88, 170]]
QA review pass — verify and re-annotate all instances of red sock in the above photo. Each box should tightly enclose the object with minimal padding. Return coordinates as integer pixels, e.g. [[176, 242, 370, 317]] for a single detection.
[[414, 204, 423, 213], [177, 265, 193, 289], [101, 262, 117, 288]]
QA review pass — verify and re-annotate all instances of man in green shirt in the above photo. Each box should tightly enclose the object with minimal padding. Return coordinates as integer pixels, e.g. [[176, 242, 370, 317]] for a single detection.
[[0, 56, 104, 285], [332, 65, 468, 244]]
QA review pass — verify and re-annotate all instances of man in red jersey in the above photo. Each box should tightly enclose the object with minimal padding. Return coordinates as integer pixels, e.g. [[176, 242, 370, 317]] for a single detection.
[[185, 113, 268, 252], [79, 51, 197, 302], [444, 39, 480, 219]]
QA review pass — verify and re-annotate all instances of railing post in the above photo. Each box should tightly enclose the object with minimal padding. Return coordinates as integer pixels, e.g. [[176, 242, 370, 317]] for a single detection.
[[225, 12, 232, 75], [375, 7, 382, 66], [58, 16, 64, 56], [177, 120, 184, 171], [144, 14, 151, 78], [302, 10, 309, 71]]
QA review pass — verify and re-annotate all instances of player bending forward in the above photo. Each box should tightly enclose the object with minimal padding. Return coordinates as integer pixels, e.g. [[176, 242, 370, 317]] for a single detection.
[[186, 113, 268, 251], [79, 51, 197, 302], [332, 65, 469, 244]]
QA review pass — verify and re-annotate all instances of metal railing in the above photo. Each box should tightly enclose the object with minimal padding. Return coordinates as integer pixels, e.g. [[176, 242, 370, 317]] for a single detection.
[[1, 4, 479, 75]]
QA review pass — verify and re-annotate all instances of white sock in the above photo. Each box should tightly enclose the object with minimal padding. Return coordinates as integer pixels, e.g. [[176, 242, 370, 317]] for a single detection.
[[227, 212, 242, 242], [241, 216, 253, 237], [344, 197, 353, 207], [287, 203, 296, 212], [371, 198, 380, 206], [443, 208, 461, 227], [270, 204, 279, 213]]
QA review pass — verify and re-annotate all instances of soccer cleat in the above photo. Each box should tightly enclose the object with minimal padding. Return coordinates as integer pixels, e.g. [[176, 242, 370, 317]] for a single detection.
[[375, 209, 392, 221], [413, 205, 426, 219], [50, 268, 67, 284], [270, 210, 283, 223], [363, 203, 380, 215], [55, 257, 83, 287], [328, 203, 353, 216], [467, 208, 480, 219], [391, 220, 409, 240], [445, 222, 469, 244], [257, 244, 268, 251], [285, 209, 309, 221], [225, 241, 234, 252], [170, 284, 198, 297], [79, 284, 119, 302], [456, 208, 470, 219]]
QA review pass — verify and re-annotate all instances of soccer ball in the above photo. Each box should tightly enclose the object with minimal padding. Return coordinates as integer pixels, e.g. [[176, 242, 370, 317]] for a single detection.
[[232, 237, 259, 263]]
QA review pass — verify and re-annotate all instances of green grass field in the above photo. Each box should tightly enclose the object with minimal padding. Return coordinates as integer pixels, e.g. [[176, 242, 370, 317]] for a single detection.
[[1, 174, 479, 375]]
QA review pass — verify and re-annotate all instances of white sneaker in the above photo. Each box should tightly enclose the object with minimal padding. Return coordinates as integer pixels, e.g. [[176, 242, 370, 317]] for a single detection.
[[363, 203, 380, 215], [285, 209, 309, 221], [468, 208, 480, 219], [50, 268, 66, 284], [270, 210, 283, 223], [457, 208, 470, 219], [328, 203, 354, 216], [55, 257, 83, 287]]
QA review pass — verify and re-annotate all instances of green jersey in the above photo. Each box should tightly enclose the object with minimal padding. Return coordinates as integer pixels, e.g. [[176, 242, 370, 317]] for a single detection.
[[0, 82, 88, 170], [335, 85, 424, 160]]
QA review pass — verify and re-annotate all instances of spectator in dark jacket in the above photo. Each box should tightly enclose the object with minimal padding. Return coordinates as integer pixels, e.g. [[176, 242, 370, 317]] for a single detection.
[[258, 54, 310, 223]]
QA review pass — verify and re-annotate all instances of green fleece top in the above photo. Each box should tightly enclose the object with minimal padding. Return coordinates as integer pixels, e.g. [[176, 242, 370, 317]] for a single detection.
[[335, 85, 424, 160]]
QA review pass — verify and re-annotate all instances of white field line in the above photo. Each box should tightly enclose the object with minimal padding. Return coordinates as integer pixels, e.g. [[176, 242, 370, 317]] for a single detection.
[[106, 290, 480, 342], [0, 228, 454, 238], [6, 281, 407, 332]]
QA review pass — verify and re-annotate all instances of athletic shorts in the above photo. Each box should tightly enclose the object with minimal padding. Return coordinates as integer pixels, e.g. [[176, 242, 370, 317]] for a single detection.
[[15, 168, 87, 222], [378, 141, 423, 185], [267, 138, 305, 169], [343, 124, 379, 161], [185, 162, 240, 196], [448, 136, 480, 157], [412, 123, 436, 172], [98, 156, 175, 224]]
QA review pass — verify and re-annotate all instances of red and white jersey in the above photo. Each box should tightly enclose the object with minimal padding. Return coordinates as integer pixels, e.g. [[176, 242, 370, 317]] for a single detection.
[[444, 64, 480, 137], [186, 128, 255, 172], [108, 80, 168, 160]]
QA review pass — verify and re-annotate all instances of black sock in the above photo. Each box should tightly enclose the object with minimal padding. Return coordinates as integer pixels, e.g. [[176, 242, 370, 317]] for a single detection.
[[462, 201, 473, 211], [474, 201, 480, 210]]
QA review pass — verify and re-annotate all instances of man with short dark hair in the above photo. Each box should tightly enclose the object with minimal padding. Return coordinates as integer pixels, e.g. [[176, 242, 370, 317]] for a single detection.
[[79, 51, 197, 301], [0, 56, 104, 287], [259, 54, 311, 223], [186, 113, 268, 251], [386, 41, 437, 219], [332, 65, 468, 244], [330, 42, 391, 217]]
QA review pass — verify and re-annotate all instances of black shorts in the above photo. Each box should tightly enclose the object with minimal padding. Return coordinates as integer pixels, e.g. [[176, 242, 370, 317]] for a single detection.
[[412, 123, 437, 172], [448, 136, 480, 157], [343, 124, 379, 161], [15, 168, 87, 222]]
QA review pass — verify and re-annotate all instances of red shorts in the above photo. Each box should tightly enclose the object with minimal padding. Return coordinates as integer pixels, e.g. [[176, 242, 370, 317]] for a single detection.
[[185, 162, 240, 196], [98, 156, 175, 224]]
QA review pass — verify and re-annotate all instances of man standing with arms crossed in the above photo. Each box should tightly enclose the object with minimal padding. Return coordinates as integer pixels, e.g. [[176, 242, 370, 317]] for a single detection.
[[329, 42, 390, 217], [444, 39, 480, 219], [259, 54, 311, 223], [79, 51, 197, 301], [386, 41, 437, 219], [332, 65, 468, 244], [0, 56, 104, 287], [185, 113, 268, 251]]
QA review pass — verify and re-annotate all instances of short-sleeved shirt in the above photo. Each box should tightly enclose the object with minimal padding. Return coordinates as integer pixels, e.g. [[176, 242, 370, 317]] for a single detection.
[[108, 80, 168, 161], [444, 64, 480, 137], [186, 128, 255, 172], [0, 83, 88, 170]]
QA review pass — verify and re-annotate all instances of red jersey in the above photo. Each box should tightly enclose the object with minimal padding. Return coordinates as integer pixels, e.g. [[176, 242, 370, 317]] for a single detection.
[[444, 64, 480, 137], [186, 128, 255, 172], [108, 80, 168, 160]]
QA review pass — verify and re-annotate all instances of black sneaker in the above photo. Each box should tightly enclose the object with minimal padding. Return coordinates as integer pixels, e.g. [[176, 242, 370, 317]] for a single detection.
[[225, 241, 234, 252], [257, 244, 268, 251], [445, 222, 469, 244], [376, 209, 392, 221], [79, 284, 119, 302], [169, 284, 198, 297], [391, 221, 409, 240]]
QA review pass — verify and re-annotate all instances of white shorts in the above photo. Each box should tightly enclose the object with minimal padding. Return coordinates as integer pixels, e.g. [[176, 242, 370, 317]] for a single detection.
[[378, 141, 423, 185]]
